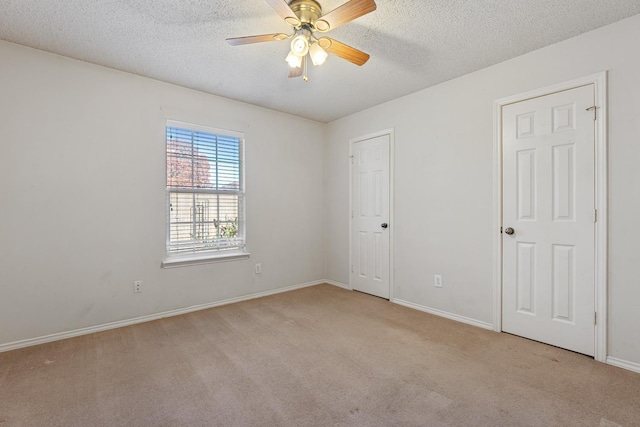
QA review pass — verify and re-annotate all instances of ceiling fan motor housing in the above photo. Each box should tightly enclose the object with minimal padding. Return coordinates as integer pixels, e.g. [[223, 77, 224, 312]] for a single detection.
[[289, 0, 323, 27]]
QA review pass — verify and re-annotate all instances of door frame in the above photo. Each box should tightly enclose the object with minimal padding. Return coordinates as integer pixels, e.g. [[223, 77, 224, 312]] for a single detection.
[[348, 129, 395, 300], [492, 72, 608, 362]]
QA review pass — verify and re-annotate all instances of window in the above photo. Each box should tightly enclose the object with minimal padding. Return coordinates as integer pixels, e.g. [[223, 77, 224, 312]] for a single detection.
[[165, 120, 245, 263]]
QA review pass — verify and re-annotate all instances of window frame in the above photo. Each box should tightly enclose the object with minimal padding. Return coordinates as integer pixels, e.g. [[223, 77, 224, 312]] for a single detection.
[[162, 119, 249, 268]]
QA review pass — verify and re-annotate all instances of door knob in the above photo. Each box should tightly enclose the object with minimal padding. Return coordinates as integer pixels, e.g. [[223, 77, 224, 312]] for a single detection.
[[381, 223, 388, 229], [504, 227, 515, 235]]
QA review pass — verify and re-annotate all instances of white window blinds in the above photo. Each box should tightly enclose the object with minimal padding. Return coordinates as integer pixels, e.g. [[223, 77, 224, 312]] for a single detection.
[[166, 121, 245, 256]]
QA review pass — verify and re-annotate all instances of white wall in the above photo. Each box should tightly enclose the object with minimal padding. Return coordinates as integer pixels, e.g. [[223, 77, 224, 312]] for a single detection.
[[325, 14, 640, 366], [0, 40, 325, 347]]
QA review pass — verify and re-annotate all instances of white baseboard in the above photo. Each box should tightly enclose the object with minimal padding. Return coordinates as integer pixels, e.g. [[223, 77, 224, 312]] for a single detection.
[[0, 280, 325, 354], [392, 298, 494, 331], [325, 280, 351, 290], [606, 357, 640, 374]]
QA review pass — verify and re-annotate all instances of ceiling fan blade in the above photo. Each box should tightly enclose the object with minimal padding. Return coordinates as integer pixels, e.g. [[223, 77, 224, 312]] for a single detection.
[[289, 66, 303, 78], [314, 0, 376, 32], [318, 37, 370, 66], [264, 0, 301, 26], [226, 33, 289, 46]]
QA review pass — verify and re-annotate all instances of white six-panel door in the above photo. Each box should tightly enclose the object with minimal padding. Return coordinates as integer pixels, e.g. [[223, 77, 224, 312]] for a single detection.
[[502, 85, 595, 356], [351, 134, 390, 299]]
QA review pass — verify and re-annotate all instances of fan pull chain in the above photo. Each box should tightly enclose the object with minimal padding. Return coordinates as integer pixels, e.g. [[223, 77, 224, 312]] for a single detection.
[[303, 55, 309, 82]]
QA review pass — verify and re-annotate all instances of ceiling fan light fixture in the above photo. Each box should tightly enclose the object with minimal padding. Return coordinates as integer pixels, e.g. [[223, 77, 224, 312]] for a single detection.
[[309, 42, 328, 66], [227, 0, 378, 80], [286, 50, 303, 68], [290, 34, 310, 56]]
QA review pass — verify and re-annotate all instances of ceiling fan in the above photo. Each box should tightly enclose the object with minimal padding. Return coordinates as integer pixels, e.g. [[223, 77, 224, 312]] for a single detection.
[[226, 0, 377, 81]]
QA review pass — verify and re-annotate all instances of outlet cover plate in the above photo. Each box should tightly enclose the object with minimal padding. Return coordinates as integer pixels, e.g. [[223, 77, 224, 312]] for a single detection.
[[434, 275, 442, 288]]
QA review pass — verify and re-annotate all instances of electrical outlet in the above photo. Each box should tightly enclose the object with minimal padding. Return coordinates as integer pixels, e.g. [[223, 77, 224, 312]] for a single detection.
[[434, 275, 442, 288], [255, 263, 262, 274], [133, 280, 142, 293]]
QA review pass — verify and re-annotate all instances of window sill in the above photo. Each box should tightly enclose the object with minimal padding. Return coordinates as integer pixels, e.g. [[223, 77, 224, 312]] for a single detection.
[[162, 252, 250, 268]]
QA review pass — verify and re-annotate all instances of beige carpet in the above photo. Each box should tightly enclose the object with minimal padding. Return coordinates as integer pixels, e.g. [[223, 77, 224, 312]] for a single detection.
[[1, 284, 639, 426]]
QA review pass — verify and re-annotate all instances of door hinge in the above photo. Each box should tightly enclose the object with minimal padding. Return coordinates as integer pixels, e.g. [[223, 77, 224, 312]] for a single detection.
[[500, 226, 503, 234], [351, 210, 354, 218], [350, 155, 354, 164], [595, 312, 597, 325], [351, 264, 354, 273], [594, 209, 598, 223], [586, 105, 599, 121]]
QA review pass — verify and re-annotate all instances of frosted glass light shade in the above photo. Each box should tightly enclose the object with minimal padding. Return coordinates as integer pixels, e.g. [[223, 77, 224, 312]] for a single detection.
[[290, 35, 309, 56], [309, 43, 328, 66], [286, 50, 302, 68]]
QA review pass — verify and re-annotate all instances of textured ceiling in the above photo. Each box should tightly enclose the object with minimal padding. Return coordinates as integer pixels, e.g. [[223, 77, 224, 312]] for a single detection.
[[1, 1, 640, 122]]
